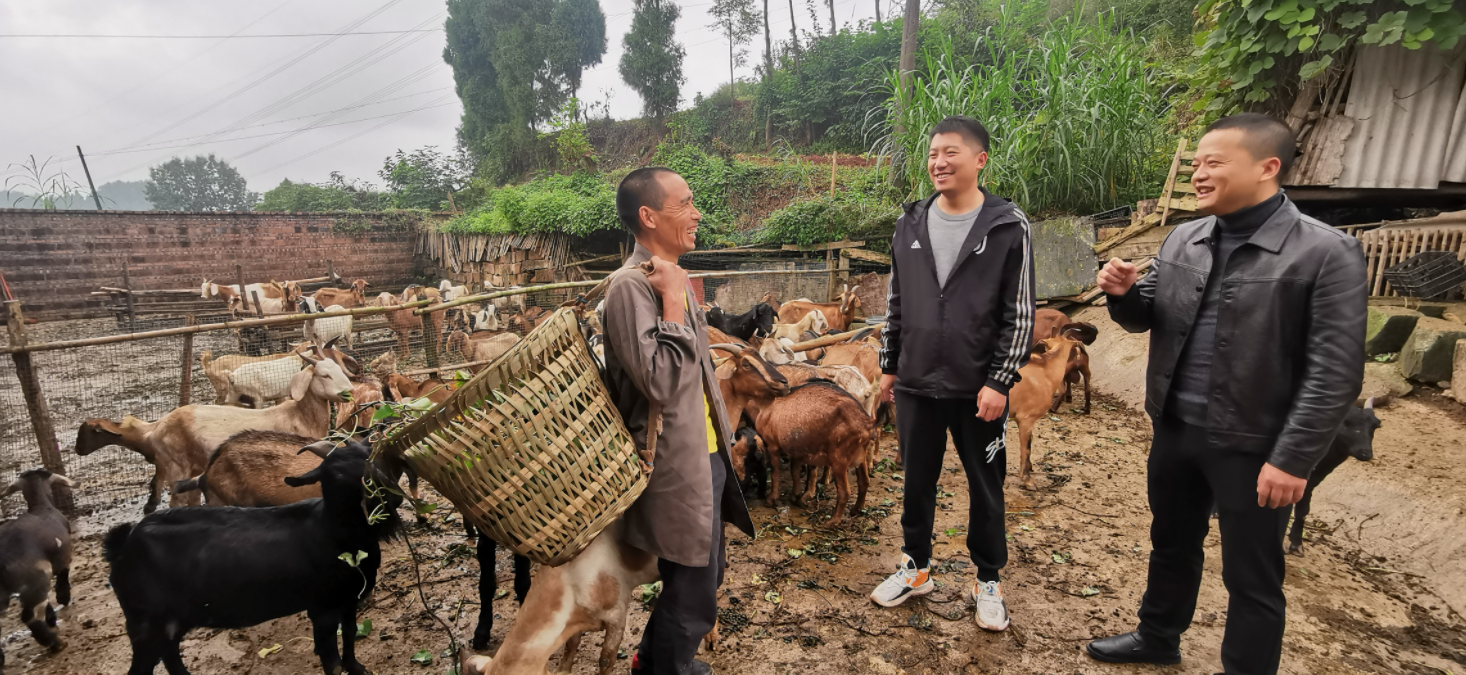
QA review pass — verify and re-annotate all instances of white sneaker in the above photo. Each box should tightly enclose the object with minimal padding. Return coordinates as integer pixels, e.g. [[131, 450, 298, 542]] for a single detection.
[[972, 580, 1010, 631], [870, 554, 934, 607]]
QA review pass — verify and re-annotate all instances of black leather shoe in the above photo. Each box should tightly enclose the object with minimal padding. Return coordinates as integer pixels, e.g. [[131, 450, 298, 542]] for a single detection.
[[1085, 631, 1181, 665], [687, 660, 715, 675]]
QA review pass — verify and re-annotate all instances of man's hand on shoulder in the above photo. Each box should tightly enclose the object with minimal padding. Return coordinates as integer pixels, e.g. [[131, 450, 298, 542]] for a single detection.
[[645, 256, 688, 300]]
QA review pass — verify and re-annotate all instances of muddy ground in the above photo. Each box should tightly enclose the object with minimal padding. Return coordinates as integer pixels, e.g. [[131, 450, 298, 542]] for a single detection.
[[5, 386, 1464, 675]]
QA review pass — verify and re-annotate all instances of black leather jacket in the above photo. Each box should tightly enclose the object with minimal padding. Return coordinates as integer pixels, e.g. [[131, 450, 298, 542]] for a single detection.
[[1108, 196, 1367, 478]]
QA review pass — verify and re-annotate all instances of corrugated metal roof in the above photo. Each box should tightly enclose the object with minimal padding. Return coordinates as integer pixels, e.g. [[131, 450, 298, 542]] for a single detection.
[[1336, 43, 1466, 189]]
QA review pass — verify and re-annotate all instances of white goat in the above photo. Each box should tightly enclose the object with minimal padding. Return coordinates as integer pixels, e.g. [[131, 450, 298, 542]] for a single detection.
[[298, 297, 353, 348], [471, 305, 499, 332], [768, 310, 829, 343], [438, 279, 470, 303], [226, 355, 307, 408]]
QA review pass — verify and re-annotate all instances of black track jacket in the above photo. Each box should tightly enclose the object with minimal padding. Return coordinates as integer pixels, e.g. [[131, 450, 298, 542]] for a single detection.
[[880, 189, 1036, 398]]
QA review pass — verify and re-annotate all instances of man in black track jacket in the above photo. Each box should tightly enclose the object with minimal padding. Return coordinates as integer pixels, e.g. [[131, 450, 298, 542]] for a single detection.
[[869, 116, 1035, 634]]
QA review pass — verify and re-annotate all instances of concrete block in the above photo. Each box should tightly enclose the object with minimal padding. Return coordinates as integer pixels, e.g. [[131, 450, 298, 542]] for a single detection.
[[1365, 306, 1422, 356], [1454, 340, 1466, 405], [1360, 361, 1413, 406], [1399, 317, 1466, 383]]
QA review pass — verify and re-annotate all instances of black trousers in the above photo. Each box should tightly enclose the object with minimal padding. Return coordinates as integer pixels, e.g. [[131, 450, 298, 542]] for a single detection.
[[637, 452, 727, 675], [896, 391, 1008, 582], [1139, 415, 1289, 675]]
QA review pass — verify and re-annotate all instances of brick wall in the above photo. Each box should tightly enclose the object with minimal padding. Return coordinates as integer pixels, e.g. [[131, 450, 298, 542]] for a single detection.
[[0, 209, 429, 320]]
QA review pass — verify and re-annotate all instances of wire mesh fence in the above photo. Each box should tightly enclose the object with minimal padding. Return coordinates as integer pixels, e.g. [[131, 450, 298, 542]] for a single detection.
[[0, 251, 890, 522]]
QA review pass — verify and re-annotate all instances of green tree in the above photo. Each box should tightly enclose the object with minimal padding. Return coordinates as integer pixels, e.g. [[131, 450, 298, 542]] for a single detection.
[[549, 0, 609, 104], [445, 0, 567, 182], [258, 173, 389, 212], [708, 0, 763, 96], [380, 147, 468, 211], [143, 154, 257, 212], [620, 0, 686, 118]]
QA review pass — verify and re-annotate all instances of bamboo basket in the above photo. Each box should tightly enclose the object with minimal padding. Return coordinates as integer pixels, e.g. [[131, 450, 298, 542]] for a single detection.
[[378, 307, 647, 566]]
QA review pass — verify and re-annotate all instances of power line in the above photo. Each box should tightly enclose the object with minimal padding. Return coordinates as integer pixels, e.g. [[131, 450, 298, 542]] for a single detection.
[[249, 94, 457, 177], [0, 29, 442, 39]]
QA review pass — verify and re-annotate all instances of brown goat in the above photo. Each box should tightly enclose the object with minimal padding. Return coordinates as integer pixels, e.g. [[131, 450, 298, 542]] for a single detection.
[[744, 381, 874, 526], [1009, 337, 1082, 490], [314, 279, 370, 308], [1051, 335, 1091, 414], [777, 286, 862, 332], [378, 291, 446, 359], [386, 372, 455, 403], [446, 330, 521, 372], [76, 417, 172, 513], [172, 430, 416, 507], [337, 374, 385, 432], [819, 342, 880, 385], [1032, 308, 1098, 346], [711, 344, 792, 428]]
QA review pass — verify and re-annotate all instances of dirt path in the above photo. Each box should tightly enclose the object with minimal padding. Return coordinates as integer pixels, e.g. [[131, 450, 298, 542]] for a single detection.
[[6, 387, 1463, 674]]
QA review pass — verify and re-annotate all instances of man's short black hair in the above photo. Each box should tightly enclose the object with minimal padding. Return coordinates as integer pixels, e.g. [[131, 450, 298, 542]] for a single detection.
[[928, 116, 990, 153], [616, 167, 676, 235], [1205, 112, 1299, 178]]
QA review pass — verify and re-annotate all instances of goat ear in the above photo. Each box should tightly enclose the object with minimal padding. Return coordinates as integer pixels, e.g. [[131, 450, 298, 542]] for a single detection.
[[1030, 341, 1049, 356], [289, 368, 313, 401], [48, 473, 75, 488]]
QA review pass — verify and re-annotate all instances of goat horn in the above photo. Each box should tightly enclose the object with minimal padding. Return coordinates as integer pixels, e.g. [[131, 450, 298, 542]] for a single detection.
[[708, 343, 745, 354], [324, 335, 340, 350], [297, 440, 336, 458]]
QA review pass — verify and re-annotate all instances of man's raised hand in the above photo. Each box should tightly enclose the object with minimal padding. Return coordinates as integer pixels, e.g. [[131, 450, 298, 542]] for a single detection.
[[645, 256, 688, 300], [1097, 258, 1138, 297]]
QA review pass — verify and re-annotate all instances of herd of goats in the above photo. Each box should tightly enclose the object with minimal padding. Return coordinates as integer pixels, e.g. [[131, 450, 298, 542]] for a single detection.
[[0, 273, 1155, 675]]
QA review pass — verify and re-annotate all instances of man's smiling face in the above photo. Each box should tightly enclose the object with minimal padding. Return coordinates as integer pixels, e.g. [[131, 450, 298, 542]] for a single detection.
[[928, 131, 987, 195], [645, 171, 701, 255]]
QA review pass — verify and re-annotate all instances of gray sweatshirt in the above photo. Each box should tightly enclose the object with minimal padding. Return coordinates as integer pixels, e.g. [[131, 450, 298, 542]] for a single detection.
[[929, 201, 982, 286]]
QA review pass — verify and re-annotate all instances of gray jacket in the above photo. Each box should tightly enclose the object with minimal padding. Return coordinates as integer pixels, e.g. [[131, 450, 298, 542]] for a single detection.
[[1108, 195, 1368, 478], [600, 245, 755, 566]]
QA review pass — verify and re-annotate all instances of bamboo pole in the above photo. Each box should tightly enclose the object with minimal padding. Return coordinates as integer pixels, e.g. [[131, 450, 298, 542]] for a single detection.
[[404, 358, 499, 377], [785, 323, 885, 354], [178, 315, 195, 406], [5, 300, 72, 510], [0, 300, 436, 355], [421, 268, 836, 315]]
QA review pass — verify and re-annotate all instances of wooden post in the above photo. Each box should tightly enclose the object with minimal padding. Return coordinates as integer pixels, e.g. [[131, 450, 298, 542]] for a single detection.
[[122, 259, 137, 333], [837, 245, 851, 289], [178, 315, 195, 406], [831, 151, 838, 196], [327, 259, 338, 286], [827, 249, 836, 300], [235, 265, 253, 315], [4, 301, 72, 510]]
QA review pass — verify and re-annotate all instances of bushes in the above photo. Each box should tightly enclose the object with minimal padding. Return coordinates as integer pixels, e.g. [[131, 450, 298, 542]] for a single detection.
[[756, 191, 900, 250], [437, 172, 618, 237]]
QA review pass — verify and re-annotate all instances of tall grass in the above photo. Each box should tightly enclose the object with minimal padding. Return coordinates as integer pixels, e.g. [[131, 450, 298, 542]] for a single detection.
[[873, 7, 1169, 216]]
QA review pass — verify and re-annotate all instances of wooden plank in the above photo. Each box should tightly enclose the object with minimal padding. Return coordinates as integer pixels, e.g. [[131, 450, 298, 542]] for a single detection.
[[840, 248, 892, 264], [1158, 195, 1200, 212], [781, 240, 865, 252], [1158, 138, 1188, 231], [1095, 213, 1162, 255]]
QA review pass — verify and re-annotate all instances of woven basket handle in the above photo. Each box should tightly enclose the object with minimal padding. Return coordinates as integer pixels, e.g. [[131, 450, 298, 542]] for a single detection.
[[569, 260, 662, 474]]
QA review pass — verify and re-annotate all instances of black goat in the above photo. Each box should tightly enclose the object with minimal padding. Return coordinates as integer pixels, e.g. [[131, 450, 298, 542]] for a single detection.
[[1288, 400, 1381, 554], [465, 523, 533, 650], [706, 302, 777, 340], [104, 439, 401, 675], [729, 425, 769, 501], [0, 469, 75, 673]]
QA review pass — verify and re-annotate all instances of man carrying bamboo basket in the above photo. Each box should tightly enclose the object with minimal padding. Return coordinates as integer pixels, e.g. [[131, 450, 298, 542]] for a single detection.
[[601, 167, 756, 675]]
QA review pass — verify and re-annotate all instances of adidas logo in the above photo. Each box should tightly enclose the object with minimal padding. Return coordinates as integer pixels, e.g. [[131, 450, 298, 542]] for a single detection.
[[984, 436, 1005, 463], [911, 240, 922, 249]]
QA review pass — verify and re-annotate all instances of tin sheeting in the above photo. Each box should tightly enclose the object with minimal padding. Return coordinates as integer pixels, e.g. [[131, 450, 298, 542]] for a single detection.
[[1336, 44, 1466, 189]]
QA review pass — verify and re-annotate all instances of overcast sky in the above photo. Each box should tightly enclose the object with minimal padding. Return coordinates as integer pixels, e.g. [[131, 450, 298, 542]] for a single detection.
[[1, 0, 887, 193]]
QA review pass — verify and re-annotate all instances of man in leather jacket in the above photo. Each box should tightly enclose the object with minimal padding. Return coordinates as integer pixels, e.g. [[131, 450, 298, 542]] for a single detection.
[[1085, 113, 1367, 675]]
